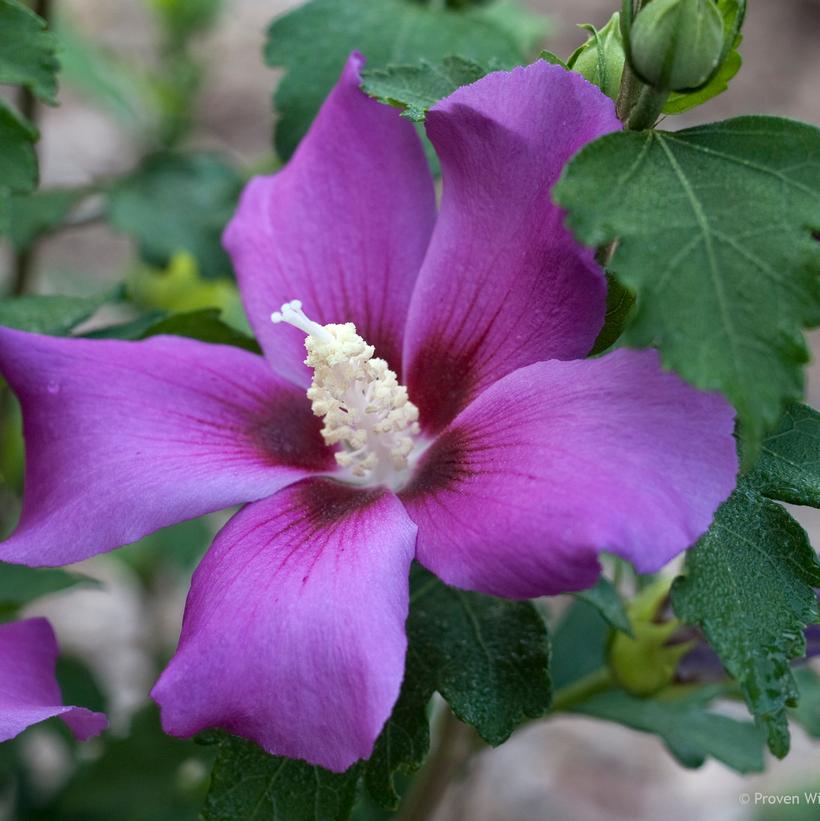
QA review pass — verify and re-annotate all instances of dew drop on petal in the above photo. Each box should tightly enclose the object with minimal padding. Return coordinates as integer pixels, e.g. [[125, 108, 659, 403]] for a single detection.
[[47, 380, 61, 395]]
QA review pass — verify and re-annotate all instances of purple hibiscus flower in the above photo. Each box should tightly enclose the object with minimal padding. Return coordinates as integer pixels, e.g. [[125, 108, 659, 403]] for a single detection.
[[0, 618, 107, 743], [0, 55, 737, 771]]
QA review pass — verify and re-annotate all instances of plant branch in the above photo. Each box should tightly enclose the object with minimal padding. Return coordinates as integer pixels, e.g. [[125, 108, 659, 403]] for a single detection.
[[549, 668, 615, 713], [51, 206, 107, 234], [395, 706, 481, 821]]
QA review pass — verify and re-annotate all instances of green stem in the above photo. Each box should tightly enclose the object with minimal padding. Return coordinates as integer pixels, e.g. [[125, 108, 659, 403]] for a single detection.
[[550, 668, 615, 713], [616, 0, 669, 131], [393, 670, 615, 821], [595, 240, 617, 268], [619, 81, 668, 131], [395, 706, 480, 821]]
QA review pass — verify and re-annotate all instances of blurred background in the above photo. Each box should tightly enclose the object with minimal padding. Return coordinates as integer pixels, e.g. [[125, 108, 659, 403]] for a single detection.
[[1, 1, 819, 819]]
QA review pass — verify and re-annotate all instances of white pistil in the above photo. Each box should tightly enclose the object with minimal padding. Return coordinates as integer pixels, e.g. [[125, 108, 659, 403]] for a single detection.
[[272, 299, 421, 488], [271, 299, 333, 342]]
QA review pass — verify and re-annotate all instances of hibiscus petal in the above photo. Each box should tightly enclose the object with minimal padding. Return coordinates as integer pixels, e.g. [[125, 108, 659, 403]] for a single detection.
[[224, 52, 436, 386], [152, 478, 416, 772], [0, 328, 334, 565], [402, 349, 738, 598], [0, 618, 107, 742], [403, 63, 621, 433]]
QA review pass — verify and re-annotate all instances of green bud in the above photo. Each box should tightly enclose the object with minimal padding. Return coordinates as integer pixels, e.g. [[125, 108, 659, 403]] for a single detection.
[[629, 0, 725, 92], [568, 13, 625, 101], [608, 578, 695, 696]]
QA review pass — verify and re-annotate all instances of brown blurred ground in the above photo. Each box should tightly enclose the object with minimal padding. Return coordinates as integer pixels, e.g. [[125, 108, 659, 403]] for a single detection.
[[5, 2, 820, 819]]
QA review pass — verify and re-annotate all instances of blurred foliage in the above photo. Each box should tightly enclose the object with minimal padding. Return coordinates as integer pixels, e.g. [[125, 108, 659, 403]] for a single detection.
[[0, 564, 94, 614], [6, 188, 86, 250], [0, 103, 38, 233], [791, 667, 820, 739], [148, 0, 223, 50], [127, 252, 249, 331], [23, 709, 216, 821], [107, 153, 242, 281], [54, 15, 153, 132]]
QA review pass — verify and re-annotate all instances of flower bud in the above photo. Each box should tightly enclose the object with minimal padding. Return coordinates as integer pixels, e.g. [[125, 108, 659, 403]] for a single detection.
[[608, 578, 695, 696], [629, 0, 725, 91], [568, 13, 625, 101]]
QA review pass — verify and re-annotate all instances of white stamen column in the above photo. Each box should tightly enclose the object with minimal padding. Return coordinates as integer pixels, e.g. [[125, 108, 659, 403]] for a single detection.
[[272, 300, 421, 489]]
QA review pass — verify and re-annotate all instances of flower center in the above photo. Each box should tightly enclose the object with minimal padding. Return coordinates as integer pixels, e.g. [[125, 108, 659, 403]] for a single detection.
[[271, 300, 421, 489]]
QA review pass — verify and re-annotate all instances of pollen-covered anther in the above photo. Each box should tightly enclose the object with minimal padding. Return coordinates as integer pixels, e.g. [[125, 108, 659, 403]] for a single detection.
[[271, 301, 421, 488]]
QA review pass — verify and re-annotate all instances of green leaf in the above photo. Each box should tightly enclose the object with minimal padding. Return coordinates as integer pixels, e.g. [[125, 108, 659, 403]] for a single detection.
[[591, 274, 636, 354], [117, 517, 212, 578], [750, 402, 820, 507], [364, 565, 551, 809], [0, 291, 112, 334], [361, 56, 488, 122], [575, 576, 633, 636], [202, 734, 360, 821], [671, 483, 820, 757], [465, 0, 548, 56], [791, 667, 820, 739], [0, 562, 91, 611], [362, 666, 430, 810], [139, 308, 261, 353], [7, 188, 84, 249], [83, 309, 169, 341], [0, 0, 60, 104], [0, 0, 60, 229], [550, 599, 608, 690], [85, 308, 258, 353], [573, 688, 766, 773], [0, 98, 38, 194], [407, 565, 551, 746], [106, 152, 242, 280], [554, 117, 820, 452], [265, 0, 524, 160], [671, 405, 820, 757], [539, 49, 568, 69]]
